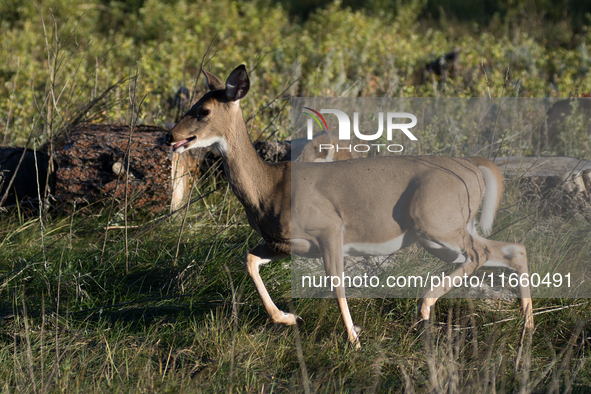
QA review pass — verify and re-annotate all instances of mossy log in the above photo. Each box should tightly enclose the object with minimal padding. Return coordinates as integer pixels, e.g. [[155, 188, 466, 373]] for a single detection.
[[1, 124, 292, 213]]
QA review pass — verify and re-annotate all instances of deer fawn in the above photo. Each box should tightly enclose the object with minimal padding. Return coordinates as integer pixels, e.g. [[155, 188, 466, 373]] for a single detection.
[[167, 65, 533, 347]]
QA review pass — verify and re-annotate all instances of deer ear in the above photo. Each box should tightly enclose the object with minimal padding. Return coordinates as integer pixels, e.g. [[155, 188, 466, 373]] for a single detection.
[[202, 69, 225, 91], [225, 65, 250, 101]]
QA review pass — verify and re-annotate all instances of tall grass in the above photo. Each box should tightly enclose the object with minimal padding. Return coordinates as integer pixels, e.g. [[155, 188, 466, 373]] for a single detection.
[[1, 1, 591, 393], [1, 134, 590, 393]]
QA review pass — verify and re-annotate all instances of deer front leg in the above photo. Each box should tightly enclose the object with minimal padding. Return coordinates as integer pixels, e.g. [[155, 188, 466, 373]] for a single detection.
[[319, 231, 360, 348], [246, 243, 303, 325]]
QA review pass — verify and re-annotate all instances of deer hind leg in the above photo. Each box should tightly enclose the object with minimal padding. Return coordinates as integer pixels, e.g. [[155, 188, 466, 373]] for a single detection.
[[246, 243, 303, 325], [319, 228, 360, 348], [417, 233, 482, 321], [481, 237, 533, 330], [418, 233, 533, 330]]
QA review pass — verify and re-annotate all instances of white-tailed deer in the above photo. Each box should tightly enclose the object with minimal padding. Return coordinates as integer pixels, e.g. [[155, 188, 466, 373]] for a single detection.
[[167, 65, 534, 347]]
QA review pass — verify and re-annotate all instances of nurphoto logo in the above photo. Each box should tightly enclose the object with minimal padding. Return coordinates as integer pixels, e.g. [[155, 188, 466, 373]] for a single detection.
[[302, 107, 418, 153]]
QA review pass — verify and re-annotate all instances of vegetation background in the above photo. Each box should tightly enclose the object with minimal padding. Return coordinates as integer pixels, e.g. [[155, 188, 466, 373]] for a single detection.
[[1, 0, 590, 392]]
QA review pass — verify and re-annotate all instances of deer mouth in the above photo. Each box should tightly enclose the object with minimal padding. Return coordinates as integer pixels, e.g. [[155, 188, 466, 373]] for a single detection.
[[172, 136, 196, 151]]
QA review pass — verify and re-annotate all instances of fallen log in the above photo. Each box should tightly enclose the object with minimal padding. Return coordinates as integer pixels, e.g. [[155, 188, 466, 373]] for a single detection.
[[1, 124, 294, 213], [53, 124, 209, 213], [493, 156, 591, 218]]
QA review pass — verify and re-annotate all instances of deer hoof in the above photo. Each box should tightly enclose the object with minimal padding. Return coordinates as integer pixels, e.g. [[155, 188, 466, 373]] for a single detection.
[[273, 312, 302, 326], [418, 298, 435, 321]]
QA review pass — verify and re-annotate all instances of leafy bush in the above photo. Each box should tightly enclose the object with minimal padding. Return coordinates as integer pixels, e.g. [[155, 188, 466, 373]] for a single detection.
[[1, 0, 591, 152]]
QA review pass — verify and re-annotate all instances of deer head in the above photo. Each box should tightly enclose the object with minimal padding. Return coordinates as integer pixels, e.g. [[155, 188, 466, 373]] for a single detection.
[[167, 65, 250, 155]]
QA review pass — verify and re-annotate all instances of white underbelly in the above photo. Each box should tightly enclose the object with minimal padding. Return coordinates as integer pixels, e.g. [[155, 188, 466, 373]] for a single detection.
[[343, 233, 416, 256]]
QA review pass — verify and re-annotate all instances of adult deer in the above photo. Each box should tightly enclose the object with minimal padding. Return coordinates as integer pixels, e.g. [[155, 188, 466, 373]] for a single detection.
[[167, 65, 534, 347]]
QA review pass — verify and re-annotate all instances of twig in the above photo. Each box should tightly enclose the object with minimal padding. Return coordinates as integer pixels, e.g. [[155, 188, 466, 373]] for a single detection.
[[67, 294, 212, 316], [2, 57, 19, 145], [189, 33, 217, 105], [174, 38, 217, 265], [289, 301, 311, 394], [33, 141, 46, 268], [489, 67, 510, 159], [438, 301, 590, 330], [104, 225, 139, 230], [481, 58, 492, 100], [225, 264, 238, 393], [123, 69, 146, 274], [247, 77, 299, 128], [514, 303, 532, 372], [256, 99, 290, 145], [22, 295, 38, 394]]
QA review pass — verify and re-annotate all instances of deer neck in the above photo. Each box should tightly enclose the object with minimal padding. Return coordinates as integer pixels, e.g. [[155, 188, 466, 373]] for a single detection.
[[217, 114, 282, 212]]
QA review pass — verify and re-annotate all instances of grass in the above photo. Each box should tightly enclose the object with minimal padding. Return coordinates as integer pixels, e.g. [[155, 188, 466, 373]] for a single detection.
[[2, 1, 591, 392], [1, 160, 590, 392]]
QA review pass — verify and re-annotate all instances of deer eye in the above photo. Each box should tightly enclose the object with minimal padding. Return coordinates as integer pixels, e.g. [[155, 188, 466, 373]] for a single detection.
[[197, 108, 210, 121]]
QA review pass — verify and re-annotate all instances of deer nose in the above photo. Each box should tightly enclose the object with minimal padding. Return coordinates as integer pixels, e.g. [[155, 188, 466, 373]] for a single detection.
[[165, 132, 173, 146]]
